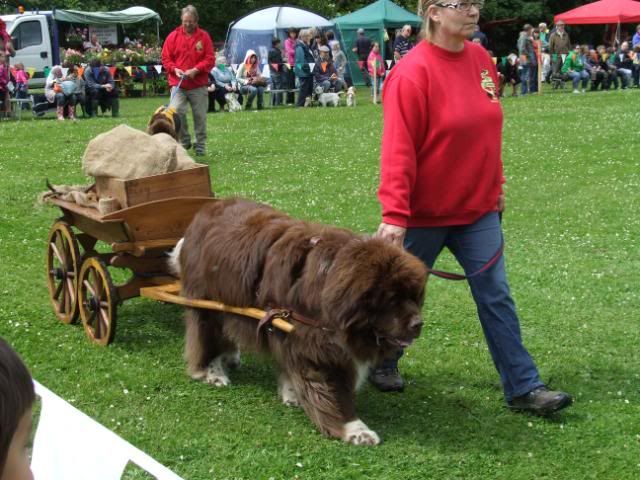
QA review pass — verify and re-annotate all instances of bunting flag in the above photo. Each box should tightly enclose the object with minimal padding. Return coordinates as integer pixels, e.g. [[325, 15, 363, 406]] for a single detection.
[[108, 66, 117, 78], [61, 67, 69, 77], [27, 67, 36, 78], [285, 63, 291, 69], [124, 66, 132, 76], [386, 60, 392, 68], [77, 66, 84, 78], [501, 57, 507, 66], [357, 61, 364, 69], [231, 64, 238, 72], [262, 64, 270, 76], [44, 66, 51, 78], [561, 54, 567, 63], [308, 63, 315, 71], [154, 65, 162, 74], [270, 63, 279, 72], [492, 57, 497, 64], [140, 65, 148, 73]]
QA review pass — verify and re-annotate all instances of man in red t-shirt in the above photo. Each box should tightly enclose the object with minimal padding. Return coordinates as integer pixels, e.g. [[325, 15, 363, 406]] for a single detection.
[[162, 5, 214, 156]]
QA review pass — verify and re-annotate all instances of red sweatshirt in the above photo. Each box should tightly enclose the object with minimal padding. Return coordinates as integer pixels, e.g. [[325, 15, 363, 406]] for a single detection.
[[162, 26, 215, 90], [378, 40, 504, 227]]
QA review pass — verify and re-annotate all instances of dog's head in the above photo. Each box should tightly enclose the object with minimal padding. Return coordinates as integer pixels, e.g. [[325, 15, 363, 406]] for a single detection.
[[147, 106, 181, 140], [314, 85, 325, 96], [347, 86, 355, 96], [323, 238, 427, 352]]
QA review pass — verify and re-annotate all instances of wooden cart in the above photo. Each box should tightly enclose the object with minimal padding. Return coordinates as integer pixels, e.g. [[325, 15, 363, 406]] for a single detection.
[[45, 165, 294, 346]]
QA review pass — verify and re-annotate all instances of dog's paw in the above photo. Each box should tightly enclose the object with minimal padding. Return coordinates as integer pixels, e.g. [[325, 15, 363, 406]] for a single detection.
[[204, 358, 230, 387], [342, 420, 380, 446], [205, 373, 230, 387], [278, 376, 301, 407]]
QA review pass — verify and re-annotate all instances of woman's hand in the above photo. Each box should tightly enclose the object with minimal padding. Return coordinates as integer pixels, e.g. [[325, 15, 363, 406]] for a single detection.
[[375, 223, 406, 247]]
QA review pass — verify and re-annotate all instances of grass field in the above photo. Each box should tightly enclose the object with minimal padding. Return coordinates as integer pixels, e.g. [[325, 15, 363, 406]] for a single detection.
[[0, 88, 639, 479]]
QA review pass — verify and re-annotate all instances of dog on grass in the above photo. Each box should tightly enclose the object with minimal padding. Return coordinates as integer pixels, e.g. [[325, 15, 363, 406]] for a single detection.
[[318, 91, 342, 107], [346, 86, 357, 107], [170, 197, 427, 445], [224, 92, 243, 112], [147, 105, 181, 140]]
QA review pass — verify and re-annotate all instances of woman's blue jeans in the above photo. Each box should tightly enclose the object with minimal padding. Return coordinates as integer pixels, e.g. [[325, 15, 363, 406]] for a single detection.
[[386, 212, 544, 401]]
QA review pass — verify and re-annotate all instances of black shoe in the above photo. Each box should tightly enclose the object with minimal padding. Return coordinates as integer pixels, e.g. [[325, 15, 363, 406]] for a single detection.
[[182, 142, 192, 150], [368, 367, 404, 392], [508, 387, 572, 416]]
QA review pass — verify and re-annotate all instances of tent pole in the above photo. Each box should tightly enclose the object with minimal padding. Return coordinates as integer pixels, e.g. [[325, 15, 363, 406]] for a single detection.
[[616, 21, 621, 47]]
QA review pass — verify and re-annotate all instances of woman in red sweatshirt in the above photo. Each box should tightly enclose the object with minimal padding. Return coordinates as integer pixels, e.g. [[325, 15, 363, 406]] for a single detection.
[[372, 0, 572, 416]]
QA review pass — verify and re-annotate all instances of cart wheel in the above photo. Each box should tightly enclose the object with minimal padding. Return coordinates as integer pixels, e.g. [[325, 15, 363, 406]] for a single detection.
[[46, 220, 81, 324], [78, 256, 118, 346]]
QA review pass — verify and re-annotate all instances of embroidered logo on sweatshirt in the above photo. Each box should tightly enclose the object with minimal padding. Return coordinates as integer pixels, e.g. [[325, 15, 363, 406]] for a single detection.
[[195, 40, 203, 52], [480, 69, 498, 102]]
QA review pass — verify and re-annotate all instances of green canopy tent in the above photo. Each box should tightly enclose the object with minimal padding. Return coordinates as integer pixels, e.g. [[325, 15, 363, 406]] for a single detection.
[[333, 0, 422, 85], [53, 7, 162, 42]]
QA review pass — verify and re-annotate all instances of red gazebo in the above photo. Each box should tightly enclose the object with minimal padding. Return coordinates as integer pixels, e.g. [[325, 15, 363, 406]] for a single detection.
[[555, 0, 640, 25]]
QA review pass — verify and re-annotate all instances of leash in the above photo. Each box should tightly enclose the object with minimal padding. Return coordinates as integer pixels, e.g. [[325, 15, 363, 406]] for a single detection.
[[169, 74, 185, 104], [427, 237, 504, 281]]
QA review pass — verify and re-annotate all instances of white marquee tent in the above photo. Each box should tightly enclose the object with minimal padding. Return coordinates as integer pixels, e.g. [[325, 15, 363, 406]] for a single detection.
[[225, 6, 334, 65]]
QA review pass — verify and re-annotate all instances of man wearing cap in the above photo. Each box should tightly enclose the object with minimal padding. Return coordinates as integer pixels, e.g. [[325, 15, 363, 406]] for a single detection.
[[313, 45, 345, 92], [352, 28, 372, 87], [549, 21, 571, 78]]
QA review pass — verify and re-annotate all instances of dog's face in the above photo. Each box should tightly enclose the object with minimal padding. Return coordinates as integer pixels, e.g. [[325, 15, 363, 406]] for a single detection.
[[323, 238, 427, 350], [314, 85, 325, 96], [147, 106, 181, 140]]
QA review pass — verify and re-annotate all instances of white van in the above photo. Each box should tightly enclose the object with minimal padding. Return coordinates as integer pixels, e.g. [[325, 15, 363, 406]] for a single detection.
[[2, 11, 58, 87]]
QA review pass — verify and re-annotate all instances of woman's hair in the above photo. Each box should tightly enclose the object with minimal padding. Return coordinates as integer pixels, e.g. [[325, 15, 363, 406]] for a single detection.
[[0, 337, 35, 476], [272, 37, 280, 47], [417, 0, 441, 41], [181, 4, 199, 22], [326, 30, 335, 41]]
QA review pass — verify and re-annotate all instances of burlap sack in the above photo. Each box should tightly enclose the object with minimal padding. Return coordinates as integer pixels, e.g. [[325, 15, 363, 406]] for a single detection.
[[152, 133, 197, 171], [82, 125, 178, 179]]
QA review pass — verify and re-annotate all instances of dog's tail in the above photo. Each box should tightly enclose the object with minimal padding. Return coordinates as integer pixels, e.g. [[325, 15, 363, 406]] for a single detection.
[[168, 237, 184, 277]]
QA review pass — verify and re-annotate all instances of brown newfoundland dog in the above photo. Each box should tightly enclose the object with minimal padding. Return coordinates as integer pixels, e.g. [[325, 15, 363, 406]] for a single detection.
[[171, 198, 427, 445]]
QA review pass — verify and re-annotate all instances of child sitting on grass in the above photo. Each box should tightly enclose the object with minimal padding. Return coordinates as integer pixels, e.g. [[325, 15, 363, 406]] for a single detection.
[[0, 336, 35, 480]]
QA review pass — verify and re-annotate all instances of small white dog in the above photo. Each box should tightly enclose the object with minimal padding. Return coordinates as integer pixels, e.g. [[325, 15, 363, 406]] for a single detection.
[[346, 87, 357, 107], [225, 92, 242, 113], [318, 92, 341, 107]]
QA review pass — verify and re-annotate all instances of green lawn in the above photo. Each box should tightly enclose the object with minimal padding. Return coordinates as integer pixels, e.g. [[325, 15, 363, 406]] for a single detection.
[[0, 89, 639, 479]]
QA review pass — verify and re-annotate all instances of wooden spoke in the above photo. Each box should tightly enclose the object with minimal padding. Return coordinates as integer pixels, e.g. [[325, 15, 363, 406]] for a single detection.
[[78, 257, 117, 346], [46, 221, 80, 324]]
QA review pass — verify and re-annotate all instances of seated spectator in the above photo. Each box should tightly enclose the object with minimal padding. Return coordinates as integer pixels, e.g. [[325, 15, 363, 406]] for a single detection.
[[614, 41, 633, 89], [603, 46, 620, 89], [367, 42, 385, 99], [83, 34, 103, 53], [497, 53, 520, 97], [209, 55, 242, 112], [236, 49, 265, 111], [313, 45, 344, 92], [331, 41, 351, 87], [268, 37, 284, 106], [44, 65, 77, 121], [584, 47, 608, 91], [84, 59, 119, 117], [561, 45, 589, 93], [632, 45, 640, 87]]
